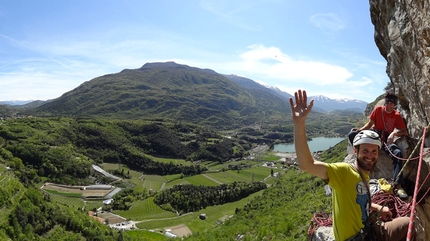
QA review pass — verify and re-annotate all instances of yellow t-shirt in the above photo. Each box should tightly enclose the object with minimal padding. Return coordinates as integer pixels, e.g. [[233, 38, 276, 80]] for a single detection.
[[326, 163, 370, 241]]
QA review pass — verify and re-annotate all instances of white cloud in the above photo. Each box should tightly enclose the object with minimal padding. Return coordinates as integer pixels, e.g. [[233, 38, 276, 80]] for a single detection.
[[0, 36, 381, 102], [0, 71, 80, 100], [237, 44, 353, 85], [310, 13, 346, 31]]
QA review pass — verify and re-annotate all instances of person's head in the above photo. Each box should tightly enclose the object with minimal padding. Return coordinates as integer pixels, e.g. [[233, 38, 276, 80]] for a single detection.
[[353, 130, 381, 172], [384, 92, 398, 113]]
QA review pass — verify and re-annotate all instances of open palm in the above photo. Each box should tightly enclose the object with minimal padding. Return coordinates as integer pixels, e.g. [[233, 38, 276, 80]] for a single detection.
[[289, 89, 314, 123]]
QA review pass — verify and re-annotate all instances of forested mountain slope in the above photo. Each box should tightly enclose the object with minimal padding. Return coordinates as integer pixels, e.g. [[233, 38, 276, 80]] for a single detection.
[[30, 62, 291, 130]]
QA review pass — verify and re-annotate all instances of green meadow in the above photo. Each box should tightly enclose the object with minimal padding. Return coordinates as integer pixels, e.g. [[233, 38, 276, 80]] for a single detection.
[[44, 154, 289, 239]]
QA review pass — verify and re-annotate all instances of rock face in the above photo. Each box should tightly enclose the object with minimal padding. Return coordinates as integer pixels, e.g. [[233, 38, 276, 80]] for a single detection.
[[369, 0, 430, 144], [369, 1, 430, 240]]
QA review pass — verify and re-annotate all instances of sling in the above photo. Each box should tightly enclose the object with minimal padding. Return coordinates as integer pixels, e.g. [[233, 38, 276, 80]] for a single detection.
[[346, 164, 373, 241]]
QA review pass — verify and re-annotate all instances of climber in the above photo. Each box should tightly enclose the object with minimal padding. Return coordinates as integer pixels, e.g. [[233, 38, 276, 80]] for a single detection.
[[348, 92, 408, 199], [290, 89, 413, 241]]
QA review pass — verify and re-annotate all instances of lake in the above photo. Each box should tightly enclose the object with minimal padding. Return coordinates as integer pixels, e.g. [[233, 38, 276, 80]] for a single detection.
[[273, 137, 346, 153]]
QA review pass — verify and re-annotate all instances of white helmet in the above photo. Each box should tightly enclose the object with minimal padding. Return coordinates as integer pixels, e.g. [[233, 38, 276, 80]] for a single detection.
[[353, 130, 382, 149]]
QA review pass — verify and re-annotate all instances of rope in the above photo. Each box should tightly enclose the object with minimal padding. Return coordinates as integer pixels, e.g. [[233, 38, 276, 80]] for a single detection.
[[415, 160, 430, 205], [385, 122, 430, 185], [308, 125, 430, 241], [308, 211, 332, 241], [382, 141, 429, 162], [407, 127, 427, 241], [371, 192, 411, 218], [308, 191, 411, 241]]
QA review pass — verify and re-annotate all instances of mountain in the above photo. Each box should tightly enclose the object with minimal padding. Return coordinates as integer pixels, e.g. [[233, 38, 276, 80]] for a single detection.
[[5, 63, 367, 124], [309, 95, 368, 113], [224, 74, 326, 112], [224, 74, 293, 100], [224, 74, 367, 113], [0, 100, 34, 106], [30, 62, 291, 129]]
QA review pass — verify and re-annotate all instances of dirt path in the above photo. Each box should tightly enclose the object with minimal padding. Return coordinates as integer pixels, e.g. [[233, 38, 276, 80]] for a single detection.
[[135, 212, 194, 223], [201, 174, 223, 185]]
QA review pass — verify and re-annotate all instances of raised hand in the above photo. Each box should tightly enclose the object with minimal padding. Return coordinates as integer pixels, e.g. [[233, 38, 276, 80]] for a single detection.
[[289, 89, 314, 123]]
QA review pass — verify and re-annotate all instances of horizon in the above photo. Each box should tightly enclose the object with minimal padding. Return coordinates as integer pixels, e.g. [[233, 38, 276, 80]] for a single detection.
[[1, 1, 388, 102], [0, 79, 369, 105]]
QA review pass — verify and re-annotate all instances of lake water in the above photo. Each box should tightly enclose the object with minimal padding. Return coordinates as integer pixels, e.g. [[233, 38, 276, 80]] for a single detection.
[[273, 137, 345, 153]]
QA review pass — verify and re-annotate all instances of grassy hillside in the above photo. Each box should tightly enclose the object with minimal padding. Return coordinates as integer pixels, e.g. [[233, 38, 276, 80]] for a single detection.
[[0, 163, 122, 240], [21, 62, 290, 130], [182, 141, 348, 240], [0, 141, 348, 241], [0, 113, 351, 240]]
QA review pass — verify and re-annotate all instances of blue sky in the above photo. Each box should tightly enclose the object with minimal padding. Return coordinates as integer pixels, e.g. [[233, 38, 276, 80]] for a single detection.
[[0, 0, 389, 102]]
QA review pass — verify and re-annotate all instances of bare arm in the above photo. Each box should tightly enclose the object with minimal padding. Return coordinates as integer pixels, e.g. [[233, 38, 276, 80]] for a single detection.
[[370, 203, 392, 221], [391, 128, 408, 137], [387, 128, 408, 144], [289, 90, 328, 180], [353, 120, 374, 132]]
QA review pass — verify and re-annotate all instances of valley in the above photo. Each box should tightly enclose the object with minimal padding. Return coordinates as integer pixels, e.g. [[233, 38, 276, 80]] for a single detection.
[[0, 62, 362, 240]]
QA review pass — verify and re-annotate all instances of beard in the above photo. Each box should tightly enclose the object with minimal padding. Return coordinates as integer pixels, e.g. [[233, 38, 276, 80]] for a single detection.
[[356, 155, 377, 172]]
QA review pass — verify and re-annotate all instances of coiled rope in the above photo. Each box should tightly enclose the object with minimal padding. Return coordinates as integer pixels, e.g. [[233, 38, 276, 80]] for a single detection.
[[308, 211, 332, 240], [308, 191, 412, 240], [371, 192, 411, 218]]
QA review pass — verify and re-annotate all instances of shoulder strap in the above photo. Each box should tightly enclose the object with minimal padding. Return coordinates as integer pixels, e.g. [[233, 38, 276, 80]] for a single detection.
[[381, 107, 388, 133], [350, 164, 371, 219]]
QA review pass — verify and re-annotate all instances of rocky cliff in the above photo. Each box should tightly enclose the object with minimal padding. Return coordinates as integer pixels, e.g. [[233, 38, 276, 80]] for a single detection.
[[369, 0, 430, 143], [370, 1, 430, 239]]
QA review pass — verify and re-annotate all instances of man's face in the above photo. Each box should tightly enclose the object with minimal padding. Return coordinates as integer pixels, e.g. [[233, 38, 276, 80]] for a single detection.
[[355, 143, 379, 172], [384, 100, 395, 113]]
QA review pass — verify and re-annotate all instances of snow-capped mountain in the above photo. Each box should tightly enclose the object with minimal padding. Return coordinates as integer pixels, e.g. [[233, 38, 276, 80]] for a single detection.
[[309, 95, 368, 113], [224, 74, 368, 113]]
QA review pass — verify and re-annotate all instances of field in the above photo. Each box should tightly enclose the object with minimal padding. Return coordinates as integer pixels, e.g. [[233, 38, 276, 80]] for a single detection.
[[114, 197, 178, 220], [152, 157, 191, 166], [134, 190, 265, 235], [42, 183, 114, 198], [164, 224, 192, 238], [41, 154, 287, 239], [164, 174, 220, 188], [141, 175, 167, 191], [96, 211, 127, 224], [41, 183, 116, 212], [201, 166, 274, 183]]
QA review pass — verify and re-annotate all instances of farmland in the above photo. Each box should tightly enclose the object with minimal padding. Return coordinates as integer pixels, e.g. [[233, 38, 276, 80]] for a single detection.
[[40, 150, 293, 239]]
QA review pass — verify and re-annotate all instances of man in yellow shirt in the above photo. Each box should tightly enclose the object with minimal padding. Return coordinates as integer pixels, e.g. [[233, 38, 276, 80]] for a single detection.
[[289, 89, 412, 241]]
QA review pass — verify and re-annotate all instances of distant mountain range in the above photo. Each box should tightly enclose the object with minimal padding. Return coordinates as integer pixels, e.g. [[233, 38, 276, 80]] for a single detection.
[[2, 62, 368, 128], [308, 95, 367, 113], [0, 100, 34, 106], [223, 74, 367, 113]]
